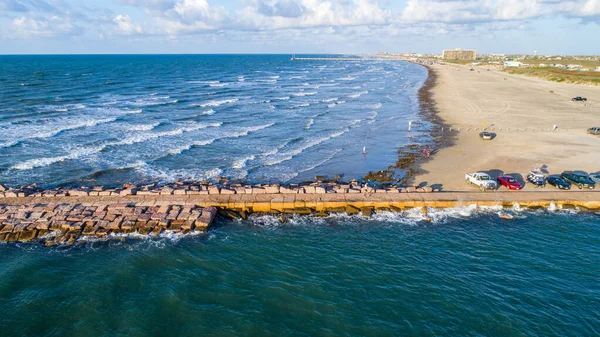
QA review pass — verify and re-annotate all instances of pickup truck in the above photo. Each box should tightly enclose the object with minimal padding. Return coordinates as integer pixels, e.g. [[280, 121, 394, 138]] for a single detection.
[[465, 172, 498, 191]]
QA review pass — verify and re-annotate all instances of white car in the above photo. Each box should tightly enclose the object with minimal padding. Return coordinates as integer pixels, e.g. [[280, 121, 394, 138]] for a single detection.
[[465, 172, 498, 191], [590, 172, 600, 184]]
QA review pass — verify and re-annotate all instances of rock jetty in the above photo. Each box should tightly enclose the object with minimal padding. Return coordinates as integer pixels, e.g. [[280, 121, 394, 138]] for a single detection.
[[2, 180, 599, 246], [0, 202, 217, 246], [0, 180, 438, 199]]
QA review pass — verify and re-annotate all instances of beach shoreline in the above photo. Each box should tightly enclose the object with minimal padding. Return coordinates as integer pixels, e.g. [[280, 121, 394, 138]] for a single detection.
[[409, 62, 600, 191]]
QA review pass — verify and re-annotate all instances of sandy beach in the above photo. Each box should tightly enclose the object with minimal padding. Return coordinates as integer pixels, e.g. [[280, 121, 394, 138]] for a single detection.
[[412, 64, 600, 191]]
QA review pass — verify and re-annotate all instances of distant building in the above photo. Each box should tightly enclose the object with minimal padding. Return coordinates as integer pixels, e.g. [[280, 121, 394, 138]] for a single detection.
[[504, 61, 523, 68], [442, 49, 476, 61], [595, 66, 600, 72]]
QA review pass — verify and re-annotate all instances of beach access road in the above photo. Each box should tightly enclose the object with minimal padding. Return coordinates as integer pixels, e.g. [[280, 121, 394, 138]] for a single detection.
[[412, 63, 600, 191]]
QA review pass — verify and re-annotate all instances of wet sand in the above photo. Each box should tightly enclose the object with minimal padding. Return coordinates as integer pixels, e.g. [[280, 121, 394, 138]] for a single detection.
[[412, 64, 600, 191]]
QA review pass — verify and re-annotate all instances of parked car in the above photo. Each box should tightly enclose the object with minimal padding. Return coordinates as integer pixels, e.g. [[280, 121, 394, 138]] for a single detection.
[[546, 176, 571, 190], [571, 96, 587, 102], [587, 127, 600, 136], [589, 172, 600, 184], [560, 171, 595, 189], [497, 175, 524, 190], [479, 131, 493, 140], [526, 171, 546, 188], [465, 172, 498, 191]]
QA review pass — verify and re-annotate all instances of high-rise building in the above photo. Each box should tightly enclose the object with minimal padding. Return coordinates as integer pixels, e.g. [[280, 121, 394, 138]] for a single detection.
[[442, 49, 476, 61]]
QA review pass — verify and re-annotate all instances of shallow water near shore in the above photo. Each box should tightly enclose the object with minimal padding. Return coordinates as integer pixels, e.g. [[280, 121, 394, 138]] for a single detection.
[[1, 209, 599, 336], [0, 55, 429, 187]]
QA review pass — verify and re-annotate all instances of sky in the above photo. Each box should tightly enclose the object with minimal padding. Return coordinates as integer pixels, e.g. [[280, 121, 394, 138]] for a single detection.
[[0, 0, 599, 55]]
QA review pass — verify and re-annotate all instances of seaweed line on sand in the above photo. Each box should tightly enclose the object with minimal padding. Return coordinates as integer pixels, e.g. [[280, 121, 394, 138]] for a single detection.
[[392, 64, 458, 185]]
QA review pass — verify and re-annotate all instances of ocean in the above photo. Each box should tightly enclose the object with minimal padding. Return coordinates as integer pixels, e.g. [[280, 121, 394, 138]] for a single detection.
[[1, 207, 599, 336], [0, 54, 429, 188], [1, 55, 598, 336]]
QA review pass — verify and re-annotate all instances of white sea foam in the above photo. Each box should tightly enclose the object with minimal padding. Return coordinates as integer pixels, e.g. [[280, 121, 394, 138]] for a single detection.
[[305, 118, 314, 129], [199, 98, 238, 107], [327, 103, 337, 108], [164, 123, 275, 156], [232, 155, 256, 169], [167, 139, 216, 155], [321, 98, 339, 103], [0, 117, 117, 148], [372, 102, 383, 109], [259, 138, 295, 158], [263, 127, 349, 166], [291, 91, 317, 97], [127, 122, 160, 131], [10, 122, 223, 170], [337, 76, 356, 81], [348, 90, 369, 99], [209, 83, 228, 87], [274, 96, 290, 101], [200, 109, 216, 115]]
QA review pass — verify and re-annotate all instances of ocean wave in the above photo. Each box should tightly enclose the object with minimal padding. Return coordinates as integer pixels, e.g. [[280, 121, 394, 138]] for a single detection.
[[291, 91, 317, 97], [163, 123, 275, 157], [297, 148, 342, 173], [198, 98, 238, 107], [134, 163, 224, 183], [201, 109, 216, 115], [166, 139, 216, 155], [274, 96, 290, 101], [259, 138, 298, 158], [321, 98, 339, 103], [126, 122, 160, 131], [209, 83, 228, 87], [372, 103, 383, 109], [38, 103, 86, 112], [337, 76, 356, 81], [304, 118, 314, 129], [130, 96, 178, 107], [263, 128, 349, 167], [0, 117, 117, 148], [291, 103, 310, 109], [348, 90, 369, 99], [232, 155, 256, 169], [10, 122, 223, 170]]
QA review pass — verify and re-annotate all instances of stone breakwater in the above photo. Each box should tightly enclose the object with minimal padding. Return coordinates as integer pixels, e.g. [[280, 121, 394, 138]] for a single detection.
[[0, 180, 438, 199], [0, 203, 217, 246], [2, 181, 600, 246]]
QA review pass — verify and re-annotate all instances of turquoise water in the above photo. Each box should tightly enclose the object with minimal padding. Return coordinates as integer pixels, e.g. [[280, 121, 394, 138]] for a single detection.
[[1, 208, 599, 336]]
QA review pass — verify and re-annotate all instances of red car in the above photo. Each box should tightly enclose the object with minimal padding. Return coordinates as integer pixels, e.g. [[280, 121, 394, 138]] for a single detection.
[[497, 175, 524, 190]]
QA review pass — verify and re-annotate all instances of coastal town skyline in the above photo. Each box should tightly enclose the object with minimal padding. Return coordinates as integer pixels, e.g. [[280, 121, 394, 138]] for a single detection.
[[1, 0, 600, 55]]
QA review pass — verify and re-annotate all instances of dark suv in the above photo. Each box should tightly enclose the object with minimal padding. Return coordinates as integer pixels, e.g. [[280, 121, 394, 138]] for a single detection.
[[560, 171, 595, 189], [588, 127, 600, 136], [572, 96, 587, 102]]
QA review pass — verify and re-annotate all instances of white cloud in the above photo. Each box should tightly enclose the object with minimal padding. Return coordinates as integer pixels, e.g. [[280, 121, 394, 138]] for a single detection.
[[400, 0, 600, 23], [238, 0, 391, 29], [114, 14, 142, 35], [9, 14, 78, 37]]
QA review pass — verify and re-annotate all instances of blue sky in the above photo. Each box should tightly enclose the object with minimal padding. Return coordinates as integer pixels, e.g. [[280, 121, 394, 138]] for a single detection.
[[1, 0, 599, 55]]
